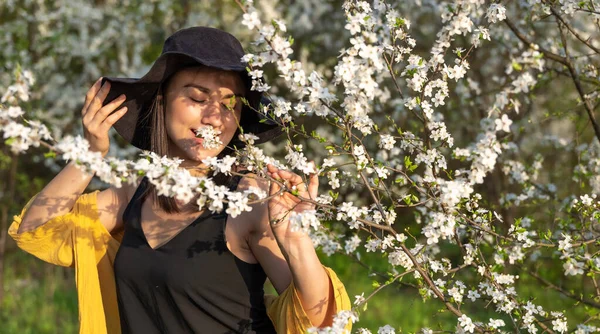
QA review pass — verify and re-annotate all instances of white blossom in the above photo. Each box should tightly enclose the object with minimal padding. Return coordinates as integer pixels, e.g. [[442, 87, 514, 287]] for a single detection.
[[486, 4, 507, 23], [495, 114, 512, 133], [194, 126, 223, 150], [377, 325, 395, 334], [289, 210, 321, 233], [242, 9, 261, 30], [458, 314, 475, 333]]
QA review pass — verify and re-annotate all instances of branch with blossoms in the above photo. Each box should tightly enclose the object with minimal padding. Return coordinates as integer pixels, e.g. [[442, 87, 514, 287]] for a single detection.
[[234, 1, 600, 333]]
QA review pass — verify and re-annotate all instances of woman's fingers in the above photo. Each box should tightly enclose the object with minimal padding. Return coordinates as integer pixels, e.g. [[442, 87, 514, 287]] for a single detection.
[[83, 80, 111, 120], [267, 165, 301, 186], [91, 94, 127, 126], [82, 78, 103, 115], [80, 78, 127, 157], [267, 164, 283, 195], [100, 106, 128, 131], [266, 164, 317, 199], [278, 169, 303, 186], [307, 171, 319, 200]]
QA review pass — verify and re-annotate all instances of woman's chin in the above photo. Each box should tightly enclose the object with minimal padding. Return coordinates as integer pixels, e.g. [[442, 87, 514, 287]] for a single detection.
[[185, 148, 222, 162], [173, 140, 227, 162]]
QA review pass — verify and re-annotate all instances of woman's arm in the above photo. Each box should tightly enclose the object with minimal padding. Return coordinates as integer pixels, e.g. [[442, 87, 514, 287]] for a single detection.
[[239, 169, 338, 327], [18, 78, 129, 235], [251, 217, 335, 327], [17, 160, 130, 236], [17, 160, 94, 234]]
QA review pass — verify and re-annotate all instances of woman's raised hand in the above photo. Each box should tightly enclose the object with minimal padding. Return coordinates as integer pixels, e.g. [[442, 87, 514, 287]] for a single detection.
[[81, 78, 128, 158], [266, 163, 319, 240]]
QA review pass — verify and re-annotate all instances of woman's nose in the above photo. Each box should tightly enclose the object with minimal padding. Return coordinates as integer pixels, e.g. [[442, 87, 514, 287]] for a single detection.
[[201, 101, 224, 127]]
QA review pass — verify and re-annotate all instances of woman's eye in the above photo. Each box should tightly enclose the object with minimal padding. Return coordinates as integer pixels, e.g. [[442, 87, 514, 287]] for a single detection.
[[221, 97, 238, 110], [191, 98, 207, 104], [221, 102, 235, 110]]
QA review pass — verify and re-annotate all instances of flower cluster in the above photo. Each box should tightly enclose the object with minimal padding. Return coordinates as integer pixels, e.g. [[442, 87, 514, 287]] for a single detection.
[[194, 126, 223, 150]]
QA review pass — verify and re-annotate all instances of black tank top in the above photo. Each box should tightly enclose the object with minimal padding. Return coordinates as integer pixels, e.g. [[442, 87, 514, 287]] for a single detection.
[[114, 175, 276, 334]]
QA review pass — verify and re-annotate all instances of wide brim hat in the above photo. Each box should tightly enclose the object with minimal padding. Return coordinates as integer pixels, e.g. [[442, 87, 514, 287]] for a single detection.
[[101, 26, 281, 151]]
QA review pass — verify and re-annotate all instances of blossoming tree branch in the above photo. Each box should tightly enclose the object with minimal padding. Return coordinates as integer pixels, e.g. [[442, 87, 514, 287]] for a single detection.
[[1, 0, 600, 333]]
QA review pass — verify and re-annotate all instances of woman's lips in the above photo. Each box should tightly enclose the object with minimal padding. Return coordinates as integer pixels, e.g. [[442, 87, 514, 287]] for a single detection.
[[191, 129, 203, 144]]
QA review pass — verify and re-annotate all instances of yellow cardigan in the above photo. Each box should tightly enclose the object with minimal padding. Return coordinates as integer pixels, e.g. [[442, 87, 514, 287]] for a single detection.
[[8, 191, 351, 334]]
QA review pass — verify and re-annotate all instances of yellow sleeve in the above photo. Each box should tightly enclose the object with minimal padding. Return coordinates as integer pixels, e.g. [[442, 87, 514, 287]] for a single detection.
[[8, 191, 101, 267], [266, 266, 352, 333]]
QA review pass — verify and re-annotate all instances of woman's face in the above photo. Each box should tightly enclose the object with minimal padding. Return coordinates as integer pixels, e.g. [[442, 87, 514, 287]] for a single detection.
[[164, 67, 244, 163]]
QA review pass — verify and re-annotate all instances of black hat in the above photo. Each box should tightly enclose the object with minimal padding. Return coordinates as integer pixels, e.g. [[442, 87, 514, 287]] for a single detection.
[[101, 26, 281, 151]]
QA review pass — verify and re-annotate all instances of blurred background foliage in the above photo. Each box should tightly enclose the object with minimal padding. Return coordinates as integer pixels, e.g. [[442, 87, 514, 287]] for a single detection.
[[1, 0, 600, 333]]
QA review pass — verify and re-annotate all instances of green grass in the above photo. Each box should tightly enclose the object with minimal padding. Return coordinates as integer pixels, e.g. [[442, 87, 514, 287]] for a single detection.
[[320, 250, 600, 333], [3, 249, 600, 333], [1, 251, 78, 334], [320, 250, 461, 332]]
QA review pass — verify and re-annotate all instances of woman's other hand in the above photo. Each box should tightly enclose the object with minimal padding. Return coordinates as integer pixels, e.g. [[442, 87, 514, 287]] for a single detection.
[[81, 78, 128, 158], [266, 163, 318, 241]]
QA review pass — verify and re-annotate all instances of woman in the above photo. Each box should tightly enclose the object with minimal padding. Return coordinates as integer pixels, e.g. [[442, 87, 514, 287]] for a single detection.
[[9, 27, 351, 333]]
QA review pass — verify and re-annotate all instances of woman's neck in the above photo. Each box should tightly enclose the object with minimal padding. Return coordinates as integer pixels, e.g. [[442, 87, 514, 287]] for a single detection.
[[178, 159, 210, 178]]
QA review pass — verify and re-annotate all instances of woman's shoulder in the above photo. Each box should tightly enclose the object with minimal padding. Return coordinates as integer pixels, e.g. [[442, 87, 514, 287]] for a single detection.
[[95, 176, 143, 233], [227, 167, 270, 231]]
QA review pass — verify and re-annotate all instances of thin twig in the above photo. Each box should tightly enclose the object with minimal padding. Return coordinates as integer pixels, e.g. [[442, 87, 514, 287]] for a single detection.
[[548, 5, 600, 54], [524, 266, 600, 309], [557, 18, 600, 143], [504, 18, 568, 66]]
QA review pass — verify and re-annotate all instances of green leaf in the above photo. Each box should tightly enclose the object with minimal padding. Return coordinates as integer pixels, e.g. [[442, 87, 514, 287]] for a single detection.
[[404, 156, 418, 172], [512, 61, 523, 72], [328, 190, 339, 201], [404, 156, 412, 169], [43, 151, 56, 159]]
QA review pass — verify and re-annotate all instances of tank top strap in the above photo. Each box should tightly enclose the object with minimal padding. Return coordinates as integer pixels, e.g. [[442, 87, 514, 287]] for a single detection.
[[122, 176, 149, 230]]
